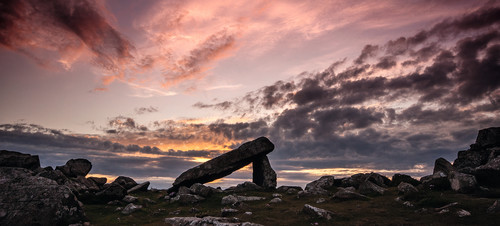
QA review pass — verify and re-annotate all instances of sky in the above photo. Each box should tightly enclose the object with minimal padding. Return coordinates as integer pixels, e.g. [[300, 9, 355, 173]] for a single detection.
[[1, 0, 499, 189]]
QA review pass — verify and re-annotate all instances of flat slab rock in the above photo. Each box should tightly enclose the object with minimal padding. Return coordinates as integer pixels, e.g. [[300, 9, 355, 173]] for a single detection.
[[302, 204, 335, 220], [165, 216, 263, 226], [170, 137, 275, 191]]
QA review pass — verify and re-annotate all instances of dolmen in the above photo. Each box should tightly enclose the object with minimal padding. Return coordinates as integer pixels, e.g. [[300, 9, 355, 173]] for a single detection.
[[168, 137, 277, 192]]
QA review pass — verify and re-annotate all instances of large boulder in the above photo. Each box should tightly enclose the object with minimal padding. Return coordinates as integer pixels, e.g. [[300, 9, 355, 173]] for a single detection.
[[474, 156, 500, 187], [397, 182, 419, 195], [94, 183, 127, 203], [112, 176, 138, 190], [252, 155, 277, 188], [169, 137, 275, 192], [434, 158, 455, 176], [0, 167, 87, 225], [392, 174, 420, 187], [305, 176, 335, 195], [448, 171, 477, 193], [0, 150, 40, 170], [56, 159, 92, 178], [358, 180, 386, 196], [421, 171, 451, 190], [340, 173, 390, 188]]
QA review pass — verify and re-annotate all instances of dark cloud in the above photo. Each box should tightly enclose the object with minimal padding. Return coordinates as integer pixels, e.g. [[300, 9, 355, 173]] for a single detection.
[[0, 0, 134, 71], [135, 106, 159, 115], [354, 44, 379, 64]]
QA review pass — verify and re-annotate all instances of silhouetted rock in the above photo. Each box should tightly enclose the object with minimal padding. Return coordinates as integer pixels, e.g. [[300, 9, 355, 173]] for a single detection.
[[0, 167, 86, 225], [340, 173, 390, 188], [358, 180, 386, 195], [36, 167, 68, 185], [252, 155, 277, 188], [88, 177, 107, 187], [225, 181, 264, 193], [434, 158, 455, 176], [392, 174, 420, 187], [448, 171, 477, 193], [277, 185, 303, 193], [397, 182, 419, 195], [169, 137, 275, 192], [305, 176, 335, 195], [56, 158, 92, 178], [302, 204, 334, 220], [453, 127, 500, 170], [0, 150, 40, 170], [127, 181, 150, 194], [112, 176, 138, 189], [475, 127, 500, 148], [95, 183, 127, 203]]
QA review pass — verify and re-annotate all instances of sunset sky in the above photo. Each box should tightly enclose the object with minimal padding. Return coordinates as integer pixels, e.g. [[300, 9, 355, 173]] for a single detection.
[[1, 0, 499, 189]]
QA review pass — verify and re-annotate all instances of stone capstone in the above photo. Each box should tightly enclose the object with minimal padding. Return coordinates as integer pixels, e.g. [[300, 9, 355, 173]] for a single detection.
[[169, 137, 275, 192], [0, 150, 40, 170], [56, 158, 92, 178], [0, 167, 86, 225]]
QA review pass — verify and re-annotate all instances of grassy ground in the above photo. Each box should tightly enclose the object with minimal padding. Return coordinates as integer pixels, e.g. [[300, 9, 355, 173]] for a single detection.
[[84, 187, 500, 225]]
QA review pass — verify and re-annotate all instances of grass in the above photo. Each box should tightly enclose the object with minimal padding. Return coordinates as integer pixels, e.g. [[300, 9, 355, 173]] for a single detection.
[[84, 187, 500, 226]]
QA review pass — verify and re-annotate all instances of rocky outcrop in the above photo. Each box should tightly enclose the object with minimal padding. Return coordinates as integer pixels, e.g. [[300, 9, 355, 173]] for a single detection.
[[421, 171, 451, 190], [170, 137, 275, 192], [358, 180, 386, 195], [454, 127, 500, 170], [397, 182, 419, 195], [56, 158, 92, 178], [112, 176, 138, 190], [305, 176, 335, 195], [302, 204, 334, 220], [252, 155, 277, 188], [164, 216, 263, 226], [0, 167, 87, 225], [448, 171, 477, 193], [0, 150, 40, 170], [340, 173, 390, 188], [392, 174, 420, 187], [474, 156, 500, 187], [434, 158, 455, 176]]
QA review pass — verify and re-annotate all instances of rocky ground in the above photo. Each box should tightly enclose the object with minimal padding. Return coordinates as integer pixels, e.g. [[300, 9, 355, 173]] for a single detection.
[[1, 127, 499, 225]]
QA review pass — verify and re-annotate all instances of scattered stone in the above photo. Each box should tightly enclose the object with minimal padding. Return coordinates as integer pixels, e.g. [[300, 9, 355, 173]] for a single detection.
[[448, 171, 477, 193], [127, 181, 150, 194], [225, 181, 264, 193], [269, 198, 282, 204], [170, 137, 275, 192], [397, 182, 419, 195], [165, 216, 263, 226], [302, 204, 334, 220], [305, 176, 335, 195], [0, 167, 86, 225], [392, 174, 420, 187], [340, 173, 390, 188], [115, 207, 123, 212], [190, 208, 200, 213], [403, 201, 414, 207], [144, 198, 156, 204], [122, 195, 138, 203], [170, 194, 205, 204], [245, 212, 253, 215], [190, 183, 219, 197], [221, 195, 266, 205], [358, 180, 386, 195], [287, 188, 301, 194], [277, 186, 303, 193], [0, 150, 40, 170], [272, 193, 282, 198], [56, 158, 92, 178], [487, 200, 500, 213], [438, 209, 450, 214], [457, 209, 471, 217], [121, 203, 142, 215], [332, 187, 370, 201], [316, 198, 326, 204], [433, 158, 455, 176], [169, 210, 181, 215], [435, 202, 459, 212], [252, 155, 277, 188], [107, 200, 122, 206], [112, 176, 138, 190], [221, 208, 239, 216]]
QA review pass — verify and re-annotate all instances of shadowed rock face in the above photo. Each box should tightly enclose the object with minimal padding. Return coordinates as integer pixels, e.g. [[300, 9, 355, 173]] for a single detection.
[[0, 150, 40, 170], [170, 137, 275, 191], [252, 155, 277, 188]]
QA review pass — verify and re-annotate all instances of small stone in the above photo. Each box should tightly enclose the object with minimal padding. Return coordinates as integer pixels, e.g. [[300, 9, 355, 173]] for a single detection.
[[457, 209, 471, 217], [221, 208, 238, 217], [244, 212, 253, 215], [487, 200, 500, 213], [121, 203, 142, 215], [302, 204, 334, 220], [403, 201, 414, 207], [316, 198, 326, 204], [115, 207, 123, 212], [122, 195, 138, 203], [439, 209, 450, 214], [272, 193, 282, 198], [169, 210, 181, 215], [269, 198, 282, 204]]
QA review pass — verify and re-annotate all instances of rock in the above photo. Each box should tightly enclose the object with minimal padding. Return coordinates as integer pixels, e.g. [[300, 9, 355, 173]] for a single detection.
[[252, 155, 277, 188], [221, 208, 239, 216], [122, 195, 138, 203], [170, 137, 275, 191], [332, 187, 370, 200], [421, 171, 450, 190], [392, 173, 420, 187], [36, 167, 68, 185], [269, 198, 282, 204], [403, 201, 414, 207], [165, 216, 263, 226], [221, 195, 266, 205], [435, 202, 459, 212], [366, 173, 392, 187], [95, 183, 127, 203], [475, 127, 500, 148], [88, 176, 107, 186], [121, 203, 142, 215], [457, 209, 471, 217], [244, 211, 253, 215], [305, 176, 335, 195], [56, 158, 92, 178], [474, 156, 500, 187], [190, 183, 219, 197], [112, 176, 138, 190], [397, 182, 419, 195], [272, 193, 282, 198], [225, 181, 264, 192], [177, 186, 192, 195], [448, 171, 477, 193], [358, 180, 386, 195], [127, 181, 150, 194], [287, 188, 300, 194], [0, 167, 86, 225], [487, 200, 500, 213], [434, 158, 455, 176], [302, 204, 334, 220], [276, 185, 303, 193], [169, 210, 181, 215], [170, 194, 205, 204], [316, 198, 326, 204], [0, 150, 40, 170], [107, 200, 122, 206]]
